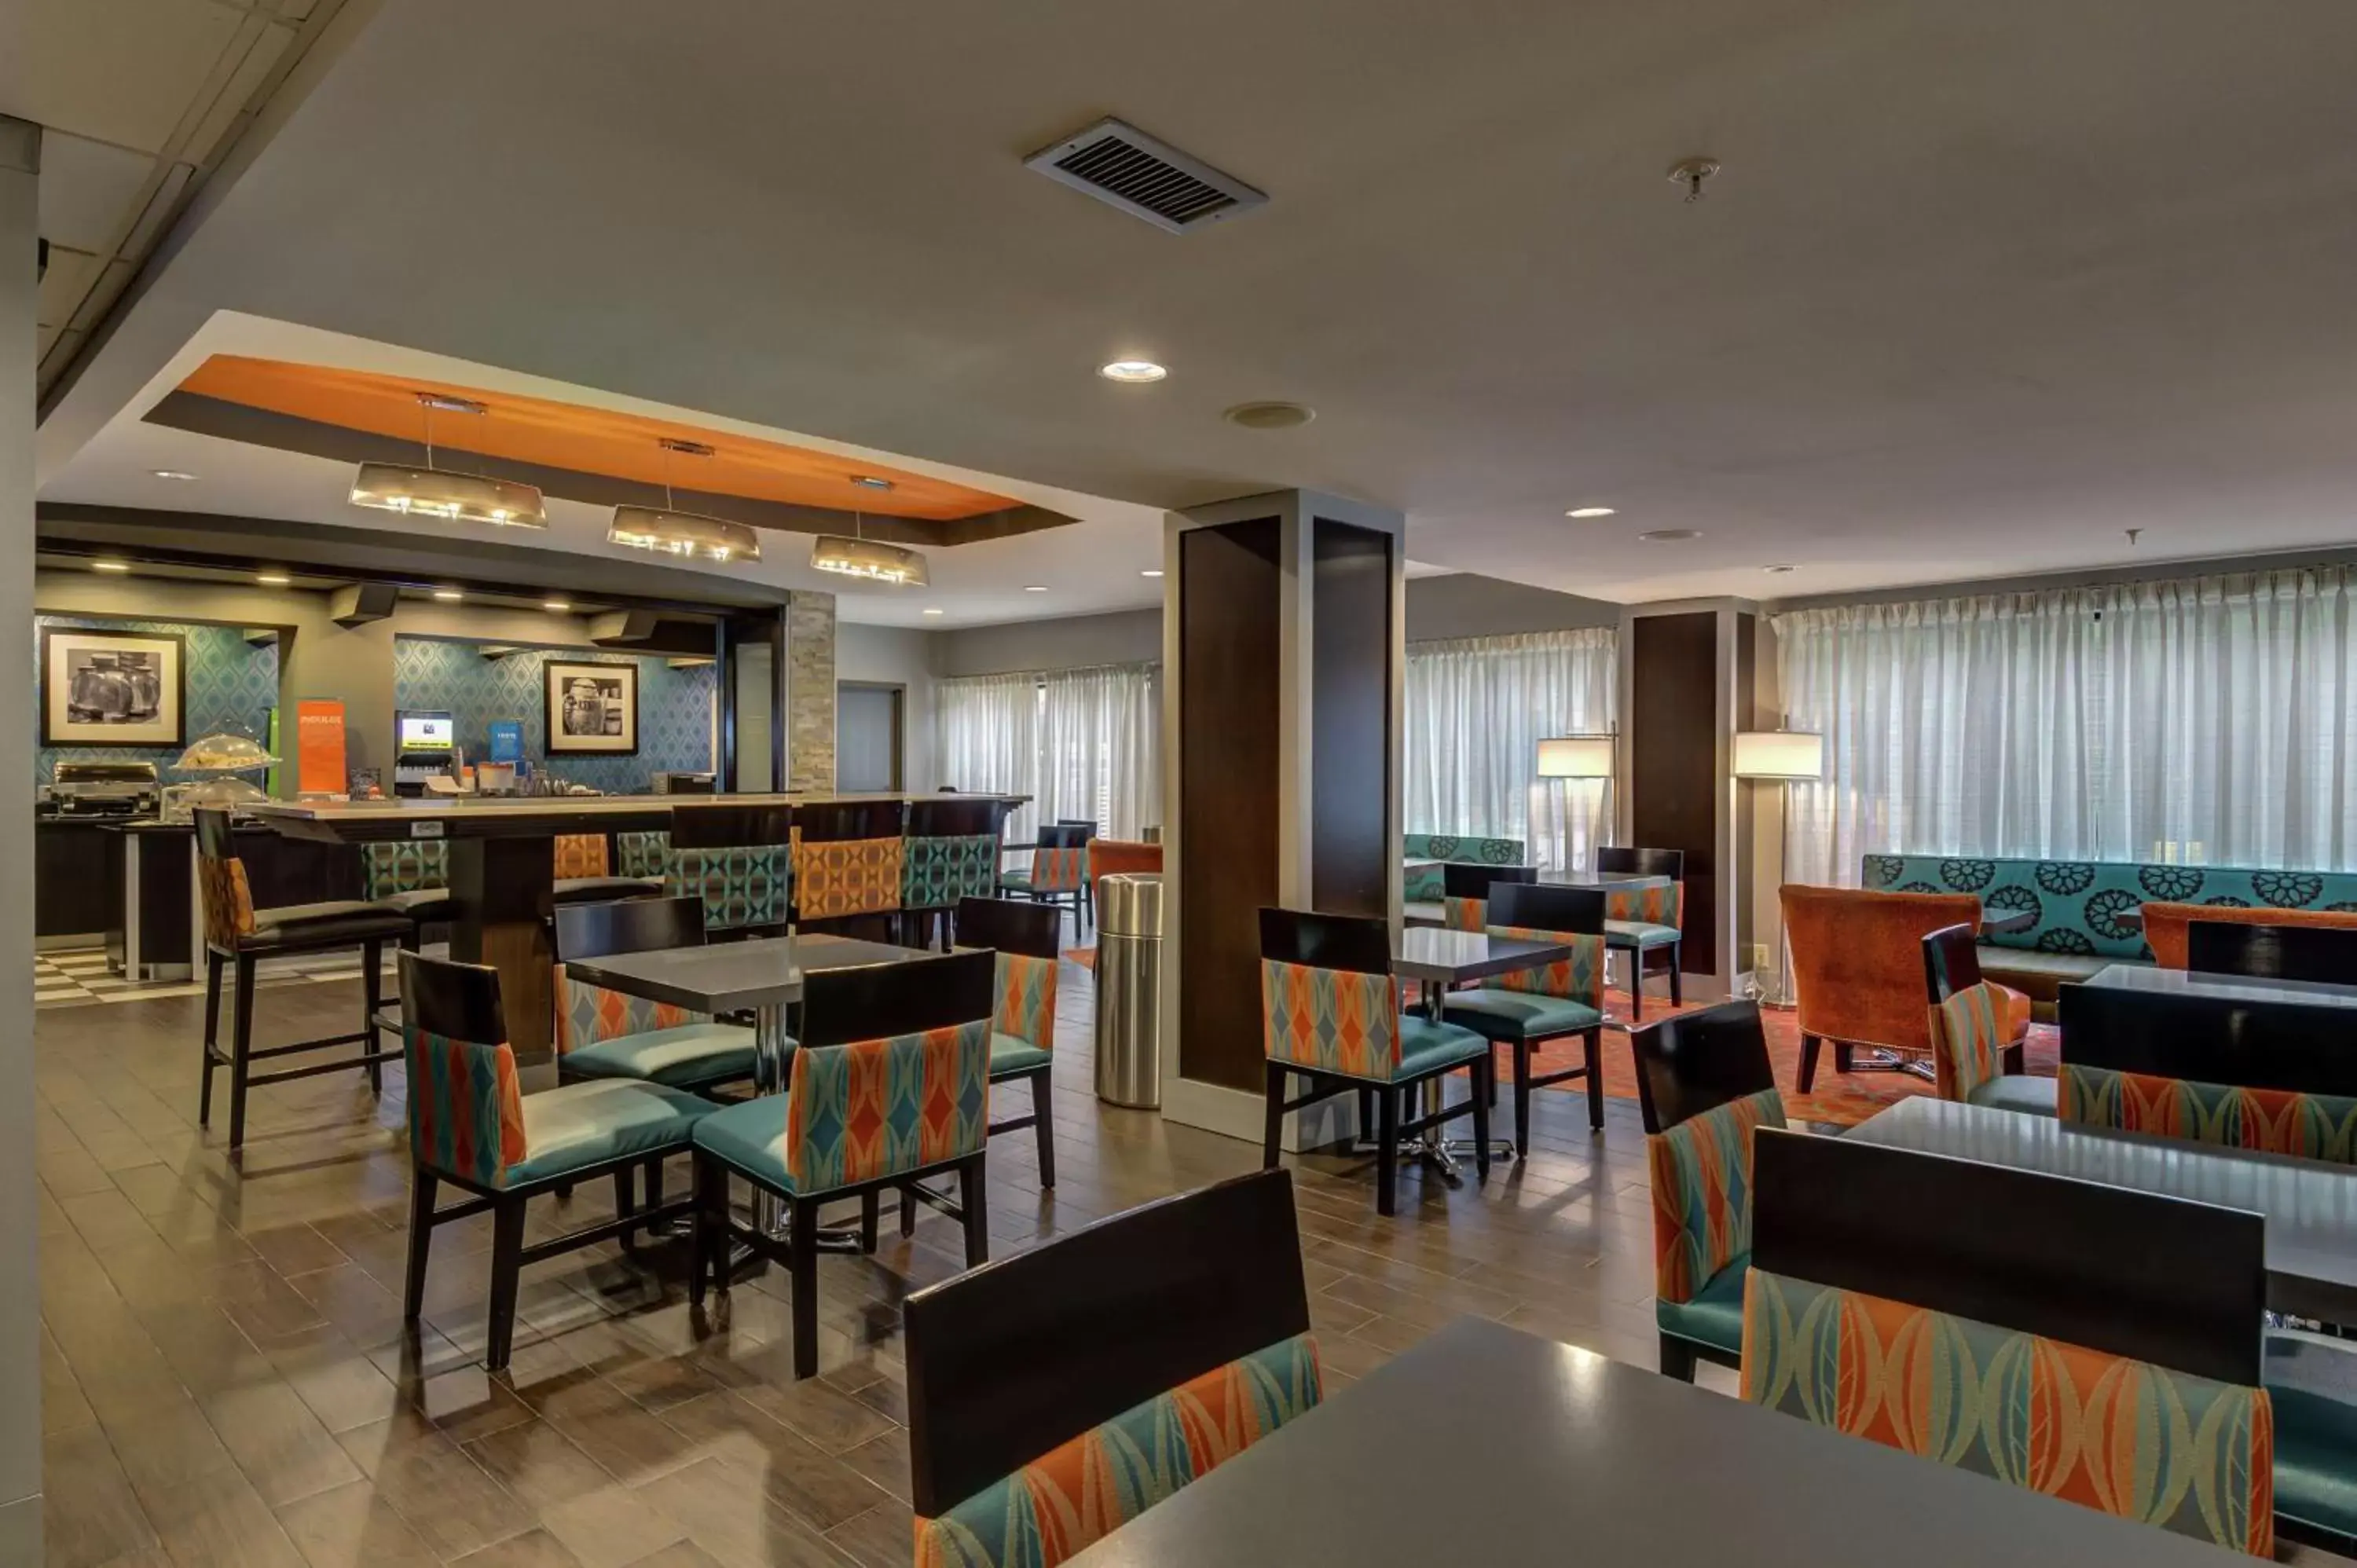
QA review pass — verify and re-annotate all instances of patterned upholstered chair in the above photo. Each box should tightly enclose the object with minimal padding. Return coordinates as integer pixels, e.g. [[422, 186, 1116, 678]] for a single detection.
[[398, 951, 713, 1370], [1598, 846, 1684, 1020], [690, 948, 995, 1378], [1631, 999, 1785, 1382], [550, 831, 665, 906], [1001, 822, 1091, 932], [1441, 882, 1608, 1147], [2058, 980, 2357, 1163], [1921, 925, 2047, 1114], [615, 830, 670, 881], [903, 797, 1007, 948], [1440, 862, 1535, 932], [552, 896, 758, 1094], [1744, 1127, 2275, 1556], [1259, 908, 1493, 1217], [956, 896, 1061, 1189], [791, 798, 907, 936], [194, 809, 413, 1152], [361, 838, 456, 933], [663, 803, 793, 938], [2187, 919, 2357, 985], [904, 1171, 1320, 1568]]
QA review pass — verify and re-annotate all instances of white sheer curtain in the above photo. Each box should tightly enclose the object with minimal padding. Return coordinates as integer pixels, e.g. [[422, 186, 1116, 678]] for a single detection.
[[935, 671, 1040, 841], [1039, 664, 1160, 840], [1776, 566, 2357, 888], [1404, 628, 1618, 870]]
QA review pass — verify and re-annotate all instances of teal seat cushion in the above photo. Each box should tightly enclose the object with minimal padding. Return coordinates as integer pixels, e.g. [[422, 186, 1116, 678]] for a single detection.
[[999, 867, 1032, 888], [1440, 988, 1604, 1042], [692, 1095, 794, 1190], [562, 1021, 761, 1090], [1605, 919, 1681, 950], [1655, 1255, 1747, 1357], [1395, 1014, 1490, 1078], [1966, 1073, 2058, 1117], [2268, 1332, 2357, 1538], [989, 1032, 1053, 1078], [508, 1079, 714, 1185]]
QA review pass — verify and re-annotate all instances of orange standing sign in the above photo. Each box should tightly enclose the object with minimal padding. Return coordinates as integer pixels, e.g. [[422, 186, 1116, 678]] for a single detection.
[[295, 700, 347, 796]]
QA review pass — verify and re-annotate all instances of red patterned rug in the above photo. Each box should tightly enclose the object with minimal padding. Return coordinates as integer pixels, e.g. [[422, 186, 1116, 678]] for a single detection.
[[1061, 948, 2057, 1127]]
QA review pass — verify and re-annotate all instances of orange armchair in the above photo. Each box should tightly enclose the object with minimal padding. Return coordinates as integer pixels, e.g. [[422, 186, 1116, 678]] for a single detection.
[[2141, 901, 2357, 969], [1781, 885, 1995, 1093]]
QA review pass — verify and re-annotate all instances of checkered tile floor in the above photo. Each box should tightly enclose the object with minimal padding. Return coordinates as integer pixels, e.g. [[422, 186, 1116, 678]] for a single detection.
[[34, 944, 411, 1008]]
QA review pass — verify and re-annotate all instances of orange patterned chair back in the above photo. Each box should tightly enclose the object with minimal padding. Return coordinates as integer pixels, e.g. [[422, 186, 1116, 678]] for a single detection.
[[552, 833, 611, 878], [192, 808, 256, 951]]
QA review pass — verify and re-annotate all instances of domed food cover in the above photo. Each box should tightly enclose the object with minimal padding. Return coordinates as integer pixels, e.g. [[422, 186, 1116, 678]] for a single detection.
[[175, 733, 279, 773]]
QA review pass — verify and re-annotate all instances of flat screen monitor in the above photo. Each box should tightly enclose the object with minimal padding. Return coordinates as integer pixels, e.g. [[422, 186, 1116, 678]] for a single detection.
[[397, 712, 454, 752]]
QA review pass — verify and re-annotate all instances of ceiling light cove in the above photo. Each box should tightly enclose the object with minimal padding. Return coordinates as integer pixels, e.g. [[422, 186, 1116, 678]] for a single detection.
[[1566, 506, 1616, 518], [1098, 359, 1168, 383]]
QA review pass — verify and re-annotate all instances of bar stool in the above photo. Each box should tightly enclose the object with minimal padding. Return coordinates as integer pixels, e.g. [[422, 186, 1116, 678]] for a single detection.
[[790, 797, 907, 938], [552, 830, 665, 905], [663, 803, 793, 939], [902, 797, 1006, 949], [398, 951, 713, 1369], [1000, 822, 1090, 932], [194, 808, 415, 1152], [1597, 846, 1684, 1019]]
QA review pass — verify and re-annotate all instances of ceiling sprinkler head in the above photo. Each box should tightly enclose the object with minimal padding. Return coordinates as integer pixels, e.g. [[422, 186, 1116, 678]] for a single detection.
[[1669, 156, 1721, 203]]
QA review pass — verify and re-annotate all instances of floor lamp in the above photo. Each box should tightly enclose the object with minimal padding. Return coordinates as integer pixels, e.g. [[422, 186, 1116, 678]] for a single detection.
[[1732, 729, 1824, 1006], [1536, 735, 1615, 871]]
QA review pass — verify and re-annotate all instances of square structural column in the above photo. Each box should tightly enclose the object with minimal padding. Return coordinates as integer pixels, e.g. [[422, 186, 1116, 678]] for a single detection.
[[1158, 490, 1405, 1145]]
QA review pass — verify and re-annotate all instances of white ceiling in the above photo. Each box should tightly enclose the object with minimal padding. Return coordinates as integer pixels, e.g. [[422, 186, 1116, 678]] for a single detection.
[[31, 0, 2357, 616]]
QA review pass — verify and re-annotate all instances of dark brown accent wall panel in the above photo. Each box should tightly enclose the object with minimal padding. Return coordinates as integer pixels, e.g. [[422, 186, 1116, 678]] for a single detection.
[[1631, 611, 1719, 975], [1734, 611, 1757, 965], [1178, 519, 1284, 1092], [1310, 519, 1391, 916]]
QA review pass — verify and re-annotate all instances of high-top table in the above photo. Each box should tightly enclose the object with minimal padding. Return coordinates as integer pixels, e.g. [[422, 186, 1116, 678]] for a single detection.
[[1069, 1317, 2233, 1567], [246, 793, 1025, 1056]]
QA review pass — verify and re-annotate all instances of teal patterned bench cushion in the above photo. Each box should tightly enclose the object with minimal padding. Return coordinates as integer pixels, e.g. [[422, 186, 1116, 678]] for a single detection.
[[1402, 833, 1525, 902], [1860, 854, 2357, 960]]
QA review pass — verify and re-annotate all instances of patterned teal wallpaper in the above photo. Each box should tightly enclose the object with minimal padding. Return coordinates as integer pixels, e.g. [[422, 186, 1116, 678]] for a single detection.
[[392, 639, 714, 794], [35, 616, 279, 787]]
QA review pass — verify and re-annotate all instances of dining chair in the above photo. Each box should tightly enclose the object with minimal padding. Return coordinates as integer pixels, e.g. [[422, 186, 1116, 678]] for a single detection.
[[2143, 901, 2357, 969], [1781, 884, 1985, 1091], [552, 896, 758, 1094], [1597, 845, 1684, 1019], [792, 797, 908, 937], [550, 830, 666, 904], [193, 808, 413, 1152], [1258, 907, 1493, 1216], [903, 796, 1006, 948], [1002, 822, 1091, 932], [398, 951, 713, 1369], [938, 896, 1061, 1203], [2058, 981, 2357, 1163], [1920, 925, 2047, 1114], [690, 947, 995, 1377], [1630, 999, 1785, 1382], [1440, 881, 1608, 1146], [904, 1170, 1320, 1568], [663, 801, 794, 938], [1440, 862, 1536, 932], [1745, 1127, 2275, 1556], [2188, 920, 2357, 987]]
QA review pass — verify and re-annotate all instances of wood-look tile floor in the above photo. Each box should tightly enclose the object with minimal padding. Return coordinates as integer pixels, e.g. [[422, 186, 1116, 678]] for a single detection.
[[35, 963, 2349, 1566]]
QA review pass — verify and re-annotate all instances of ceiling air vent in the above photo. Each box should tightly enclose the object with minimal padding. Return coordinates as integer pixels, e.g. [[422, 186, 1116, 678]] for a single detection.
[[1025, 117, 1266, 234]]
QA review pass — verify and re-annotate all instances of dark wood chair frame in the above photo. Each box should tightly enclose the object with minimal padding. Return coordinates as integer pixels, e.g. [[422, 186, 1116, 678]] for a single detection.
[[689, 948, 996, 1378], [2187, 919, 2357, 987], [903, 797, 1010, 949], [1920, 923, 2029, 1078], [790, 797, 910, 942], [395, 951, 691, 1372], [1008, 822, 1094, 933], [665, 801, 795, 940], [1448, 881, 1608, 1150], [1258, 908, 1494, 1218], [1596, 845, 1685, 1021]]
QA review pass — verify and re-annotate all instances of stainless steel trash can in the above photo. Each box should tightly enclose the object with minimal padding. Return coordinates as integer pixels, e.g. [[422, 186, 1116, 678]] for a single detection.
[[1094, 872, 1164, 1108]]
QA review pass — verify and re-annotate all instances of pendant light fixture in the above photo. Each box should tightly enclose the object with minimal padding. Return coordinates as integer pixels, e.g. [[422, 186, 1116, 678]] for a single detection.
[[607, 438, 762, 563], [811, 491, 929, 587], [350, 393, 547, 527]]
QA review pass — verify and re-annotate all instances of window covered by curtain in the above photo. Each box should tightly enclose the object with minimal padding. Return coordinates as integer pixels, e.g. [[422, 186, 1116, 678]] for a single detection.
[[934, 671, 1039, 841], [1404, 628, 1618, 870], [1776, 566, 2357, 887], [934, 663, 1160, 842]]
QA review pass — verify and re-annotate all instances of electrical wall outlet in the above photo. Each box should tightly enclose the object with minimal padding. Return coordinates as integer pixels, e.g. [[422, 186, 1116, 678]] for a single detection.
[[1748, 943, 1772, 973]]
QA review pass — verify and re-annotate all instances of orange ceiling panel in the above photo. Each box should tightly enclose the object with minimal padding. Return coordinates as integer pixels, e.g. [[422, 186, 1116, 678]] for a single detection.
[[175, 354, 1024, 522]]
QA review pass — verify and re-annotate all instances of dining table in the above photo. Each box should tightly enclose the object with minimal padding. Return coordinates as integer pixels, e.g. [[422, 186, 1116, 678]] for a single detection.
[[1847, 1096, 2357, 1325], [2077, 960, 2357, 1012], [1067, 1316, 2234, 1567], [1387, 925, 1571, 1170]]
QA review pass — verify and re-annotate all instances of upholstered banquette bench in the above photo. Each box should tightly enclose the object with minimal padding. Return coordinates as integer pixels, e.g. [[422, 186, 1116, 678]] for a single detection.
[[1402, 833, 1526, 903]]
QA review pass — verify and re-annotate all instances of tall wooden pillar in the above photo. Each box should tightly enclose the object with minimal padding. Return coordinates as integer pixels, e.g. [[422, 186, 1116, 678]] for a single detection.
[[1159, 490, 1405, 1144]]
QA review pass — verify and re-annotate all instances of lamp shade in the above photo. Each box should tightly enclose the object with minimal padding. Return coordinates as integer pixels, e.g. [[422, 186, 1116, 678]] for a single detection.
[[1732, 730, 1824, 780], [810, 534, 929, 586], [609, 505, 763, 563], [350, 464, 546, 528], [1536, 735, 1615, 779]]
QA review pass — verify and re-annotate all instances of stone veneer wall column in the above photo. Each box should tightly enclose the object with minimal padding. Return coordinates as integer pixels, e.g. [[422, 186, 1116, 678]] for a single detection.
[[785, 590, 837, 793]]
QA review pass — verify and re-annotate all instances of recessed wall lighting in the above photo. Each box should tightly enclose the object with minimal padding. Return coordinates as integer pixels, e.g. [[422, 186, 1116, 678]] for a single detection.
[[1638, 529, 1701, 543], [1764, 564, 1797, 575], [1141, 569, 1164, 578], [432, 588, 464, 602], [151, 469, 197, 482], [1023, 584, 1049, 592], [1567, 506, 1616, 518], [1098, 359, 1168, 383], [91, 560, 131, 573], [542, 599, 572, 612], [255, 572, 291, 586], [922, 607, 945, 617]]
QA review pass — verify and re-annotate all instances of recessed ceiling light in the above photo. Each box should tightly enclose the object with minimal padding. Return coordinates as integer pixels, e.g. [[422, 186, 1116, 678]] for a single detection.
[[1764, 564, 1797, 575], [432, 588, 464, 602], [850, 475, 895, 491], [922, 607, 944, 617], [91, 560, 131, 573], [255, 572, 291, 586], [542, 599, 572, 611], [1023, 584, 1049, 592], [1141, 569, 1165, 578], [1638, 529, 1702, 543], [1098, 359, 1167, 383], [1566, 506, 1616, 518], [150, 469, 196, 482]]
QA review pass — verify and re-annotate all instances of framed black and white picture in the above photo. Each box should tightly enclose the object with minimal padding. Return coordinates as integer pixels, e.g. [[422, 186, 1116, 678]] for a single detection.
[[40, 627, 186, 748], [544, 660, 639, 755]]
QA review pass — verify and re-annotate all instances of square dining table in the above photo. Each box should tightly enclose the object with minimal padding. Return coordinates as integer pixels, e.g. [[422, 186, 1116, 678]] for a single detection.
[[1388, 925, 1571, 1170]]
